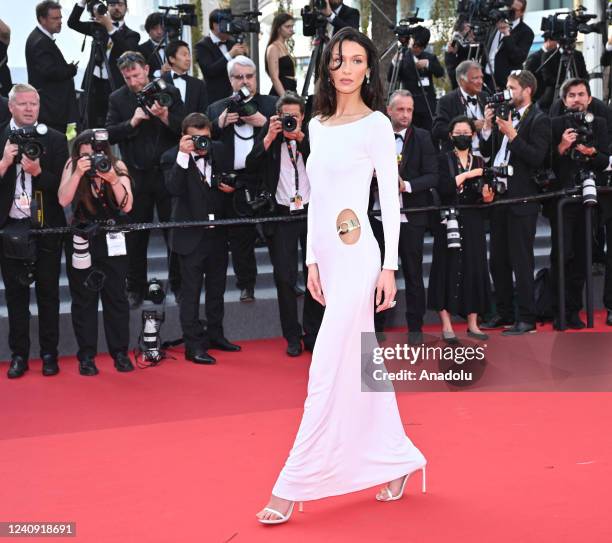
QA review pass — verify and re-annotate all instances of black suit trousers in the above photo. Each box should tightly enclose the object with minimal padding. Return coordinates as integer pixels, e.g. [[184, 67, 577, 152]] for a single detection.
[[67, 251, 129, 360], [86, 76, 111, 130], [489, 206, 538, 323], [224, 193, 257, 290], [178, 231, 228, 351], [0, 229, 63, 359]]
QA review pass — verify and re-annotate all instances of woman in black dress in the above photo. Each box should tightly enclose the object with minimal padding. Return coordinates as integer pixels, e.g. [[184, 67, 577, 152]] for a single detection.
[[265, 13, 297, 96], [427, 116, 493, 343]]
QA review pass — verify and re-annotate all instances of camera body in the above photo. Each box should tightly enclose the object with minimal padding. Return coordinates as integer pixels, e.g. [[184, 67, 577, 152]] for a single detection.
[[136, 78, 174, 110], [227, 87, 258, 117], [540, 7, 602, 47], [465, 165, 513, 195], [281, 115, 298, 132], [217, 9, 260, 43], [392, 11, 425, 44], [485, 89, 512, 119], [86, 0, 107, 17], [9, 124, 48, 162], [210, 172, 238, 190], [192, 135, 211, 152], [456, 0, 513, 42], [301, 2, 329, 36], [566, 110, 595, 161], [87, 128, 112, 176], [158, 4, 198, 41]]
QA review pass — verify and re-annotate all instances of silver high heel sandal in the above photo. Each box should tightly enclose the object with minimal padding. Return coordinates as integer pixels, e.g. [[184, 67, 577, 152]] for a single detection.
[[376, 466, 427, 501], [257, 501, 304, 525]]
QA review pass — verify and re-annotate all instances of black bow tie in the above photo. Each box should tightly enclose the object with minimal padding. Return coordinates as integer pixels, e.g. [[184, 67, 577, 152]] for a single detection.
[[395, 133, 404, 142], [112, 22, 120, 28], [173, 73, 187, 80], [465, 96, 478, 106], [193, 155, 206, 162]]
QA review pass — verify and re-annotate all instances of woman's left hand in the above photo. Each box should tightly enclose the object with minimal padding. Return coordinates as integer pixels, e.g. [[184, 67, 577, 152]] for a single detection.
[[375, 269, 397, 313], [98, 168, 118, 185]]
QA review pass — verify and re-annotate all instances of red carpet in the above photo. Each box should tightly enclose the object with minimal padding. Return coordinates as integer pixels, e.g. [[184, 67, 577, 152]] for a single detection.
[[1, 314, 611, 542]]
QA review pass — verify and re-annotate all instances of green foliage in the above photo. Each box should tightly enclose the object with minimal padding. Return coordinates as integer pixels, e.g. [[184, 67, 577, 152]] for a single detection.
[[430, 0, 456, 94]]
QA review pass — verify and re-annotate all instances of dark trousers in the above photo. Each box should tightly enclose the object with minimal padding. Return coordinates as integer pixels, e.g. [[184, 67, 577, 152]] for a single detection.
[[549, 203, 588, 314], [225, 191, 257, 290], [126, 168, 180, 294], [67, 250, 130, 360], [267, 207, 324, 345], [0, 230, 63, 359], [372, 218, 426, 331], [178, 231, 229, 351], [489, 206, 538, 324]]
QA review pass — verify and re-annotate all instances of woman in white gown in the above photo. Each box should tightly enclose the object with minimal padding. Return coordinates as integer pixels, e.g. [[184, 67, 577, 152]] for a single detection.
[[256, 28, 427, 525]]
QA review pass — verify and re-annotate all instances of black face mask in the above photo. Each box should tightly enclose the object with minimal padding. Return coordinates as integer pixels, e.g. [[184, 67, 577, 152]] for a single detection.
[[452, 135, 472, 151]]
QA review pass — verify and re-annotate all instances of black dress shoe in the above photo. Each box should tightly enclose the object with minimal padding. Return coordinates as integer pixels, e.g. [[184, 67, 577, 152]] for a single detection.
[[286, 341, 303, 357], [502, 322, 536, 336], [209, 337, 242, 352], [79, 357, 99, 376], [7, 356, 28, 379], [113, 352, 135, 372], [408, 331, 423, 345], [467, 330, 489, 341], [239, 288, 255, 302], [481, 315, 514, 329], [293, 285, 305, 297], [607, 310, 612, 326], [185, 349, 216, 365], [41, 354, 59, 376], [127, 290, 144, 309], [566, 312, 586, 330]]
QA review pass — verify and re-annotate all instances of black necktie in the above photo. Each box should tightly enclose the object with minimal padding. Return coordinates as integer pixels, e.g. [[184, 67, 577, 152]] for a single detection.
[[466, 96, 478, 106], [173, 73, 187, 80]]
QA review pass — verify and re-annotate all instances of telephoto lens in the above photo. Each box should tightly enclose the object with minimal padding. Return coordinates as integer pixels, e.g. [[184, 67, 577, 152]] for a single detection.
[[444, 208, 461, 250], [580, 171, 598, 206], [72, 235, 92, 270]]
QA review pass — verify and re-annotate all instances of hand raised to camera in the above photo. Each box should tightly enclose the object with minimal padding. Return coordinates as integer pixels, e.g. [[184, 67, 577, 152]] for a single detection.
[[218, 182, 236, 193], [218, 108, 240, 129], [95, 13, 114, 32], [558, 128, 577, 155], [149, 100, 169, 124], [263, 115, 283, 149], [321, 0, 333, 17], [229, 43, 248, 58], [179, 134, 195, 155], [483, 105, 495, 131], [575, 144, 597, 157], [130, 107, 149, 128], [242, 111, 267, 128], [0, 140, 18, 169], [496, 112, 517, 141], [21, 155, 42, 177], [74, 155, 92, 178]]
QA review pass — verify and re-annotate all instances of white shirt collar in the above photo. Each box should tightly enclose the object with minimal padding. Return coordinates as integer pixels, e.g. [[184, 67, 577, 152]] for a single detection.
[[460, 87, 478, 101], [210, 32, 223, 44], [37, 24, 55, 40], [395, 127, 407, 138], [334, 5, 342, 15], [9, 119, 38, 130]]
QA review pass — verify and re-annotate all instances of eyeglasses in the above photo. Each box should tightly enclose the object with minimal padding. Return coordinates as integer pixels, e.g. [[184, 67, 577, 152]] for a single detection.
[[230, 73, 256, 81]]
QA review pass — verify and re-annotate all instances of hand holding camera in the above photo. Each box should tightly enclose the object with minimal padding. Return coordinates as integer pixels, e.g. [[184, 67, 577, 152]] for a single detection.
[[218, 108, 240, 129], [456, 168, 484, 188], [495, 111, 517, 141], [74, 155, 93, 178], [558, 128, 577, 155], [229, 43, 248, 57], [179, 134, 196, 155], [148, 100, 169, 124], [263, 115, 283, 149], [130, 107, 150, 128], [21, 155, 42, 177], [0, 140, 19, 174]]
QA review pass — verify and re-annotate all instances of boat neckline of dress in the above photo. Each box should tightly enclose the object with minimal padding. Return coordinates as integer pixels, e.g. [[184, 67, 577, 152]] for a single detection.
[[315, 110, 378, 128]]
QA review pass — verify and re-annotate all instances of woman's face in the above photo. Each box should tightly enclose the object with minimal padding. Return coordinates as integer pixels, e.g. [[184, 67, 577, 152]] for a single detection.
[[328, 40, 369, 96], [78, 143, 93, 157], [279, 20, 295, 40], [450, 122, 474, 138]]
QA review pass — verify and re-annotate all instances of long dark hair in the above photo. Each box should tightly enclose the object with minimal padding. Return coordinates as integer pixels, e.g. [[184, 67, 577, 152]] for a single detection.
[[265, 12, 294, 76], [69, 129, 129, 215], [313, 27, 383, 119]]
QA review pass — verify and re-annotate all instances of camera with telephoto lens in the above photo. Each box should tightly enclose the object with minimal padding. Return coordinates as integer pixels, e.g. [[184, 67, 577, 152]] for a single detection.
[[71, 222, 100, 270], [192, 135, 211, 152], [465, 165, 513, 195], [577, 169, 598, 206], [540, 7, 602, 47], [87, 128, 111, 176], [227, 86, 258, 117], [456, 0, 513, 42], [86, 0, 107, 17], [158, 4, 198, 41], [136, 78, 174, 110], [281, 115, 297, 132], [566, 110, 595, 161], [441, 208, 461, 249], [391, 10, 425, 44], [210, 172, 238, 190], [8, 124, 48, 161], [217, 9, 260, 43], [244, 187, 275, 214], [144, 278, 166, 305], [301, 1, 328, 36]]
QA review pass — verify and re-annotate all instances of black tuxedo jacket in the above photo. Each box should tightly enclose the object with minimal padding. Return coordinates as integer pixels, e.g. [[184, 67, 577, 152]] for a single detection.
[[0, 96, 9, 129], [25, 27, 77, 128], [161, 142, 230, 255], [67, 4, 140, 89], [432, 87, 488, 149], [195, 36, 236, 105], [397, 126, 439, 226], [206, 94, 277, 168], [0, 124, 67, 228], [245, 123, 311, 197], [483, 20, 534, 90], [138, 39, 164, 76], [162, 72, 208, 116], [480, 104, 551, 215], [388, 50, 444, 114], [105, 85, 185, 171]]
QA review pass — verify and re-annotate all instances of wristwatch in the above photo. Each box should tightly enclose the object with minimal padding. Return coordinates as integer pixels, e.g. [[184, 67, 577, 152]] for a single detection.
[[337, 218, 361, 236]]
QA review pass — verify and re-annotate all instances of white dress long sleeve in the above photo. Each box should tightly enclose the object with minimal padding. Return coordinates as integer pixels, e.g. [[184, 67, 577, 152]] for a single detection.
[[272, 111, 426, 501]]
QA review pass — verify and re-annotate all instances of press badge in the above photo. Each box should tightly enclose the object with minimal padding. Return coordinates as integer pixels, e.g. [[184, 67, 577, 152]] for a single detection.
[[420, 77, 430, 87], [17, 192, 31, 210], [208, 213, 215, 229], [290, 194, 303, 213], [106, 232, 127, 256]]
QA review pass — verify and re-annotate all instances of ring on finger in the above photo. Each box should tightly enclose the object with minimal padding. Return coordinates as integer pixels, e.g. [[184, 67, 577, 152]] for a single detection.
[[389, 300, 397, 308]]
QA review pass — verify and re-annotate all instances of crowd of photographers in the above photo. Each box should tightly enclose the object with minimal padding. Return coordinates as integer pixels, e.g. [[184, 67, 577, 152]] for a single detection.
[[1, 0, 612, 379]]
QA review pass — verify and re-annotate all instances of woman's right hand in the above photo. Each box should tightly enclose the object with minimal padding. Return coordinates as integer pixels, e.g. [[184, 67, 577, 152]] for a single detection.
[[74, 156, 92, 178], [307, 264, 325, 306]]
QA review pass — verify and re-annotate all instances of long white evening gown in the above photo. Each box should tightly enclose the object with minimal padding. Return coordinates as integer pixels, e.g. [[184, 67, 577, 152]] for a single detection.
[[271, 111, 427, 502]]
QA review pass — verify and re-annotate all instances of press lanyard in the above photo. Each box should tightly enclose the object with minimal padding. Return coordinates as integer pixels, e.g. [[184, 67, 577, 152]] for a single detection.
[[285, 139, 300, 194], [502, 105, 530, 162], [15, 167, 31, 217]]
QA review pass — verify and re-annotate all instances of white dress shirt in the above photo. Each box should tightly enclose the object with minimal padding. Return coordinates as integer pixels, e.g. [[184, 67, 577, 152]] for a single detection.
[[276, 140, 310, 206], [486, 19, 520, 76], [171, 71, 187, 103], [460, 87, 483, 155], [176, 150, 212, 186], [210, 32, 233, 62], [234, 123, 254, 171]]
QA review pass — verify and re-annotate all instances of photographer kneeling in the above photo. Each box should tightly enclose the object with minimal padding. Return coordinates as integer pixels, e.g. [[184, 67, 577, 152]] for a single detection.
[[58, 129, 133, 376], [549, 78, 609, 329], [246, 92, 323, 356], [428, 116, 494, 343], [162, 113, 241, 366]]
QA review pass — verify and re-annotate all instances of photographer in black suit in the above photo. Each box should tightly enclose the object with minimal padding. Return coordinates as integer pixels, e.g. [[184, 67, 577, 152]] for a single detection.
[[68, 0, 140, 128], [25, 1, 77, 135], [195, 9, 248, 105], [371, 90, 438, 343], [206, 56, 276, 303], [480, 70, 551, 335], [162, 40, 208, 116], [318, 0, 360, 37], [387, 27, 444, 131], [433, 60, 488, 153], [106, 51, 185, 308], [138, 13, 169, 78], [549, 79, 609, 329], [246, 92, 324, 356], [482, 0, 534, 91], [162, 113, 241, 365], [0, 84, 68, 378]]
